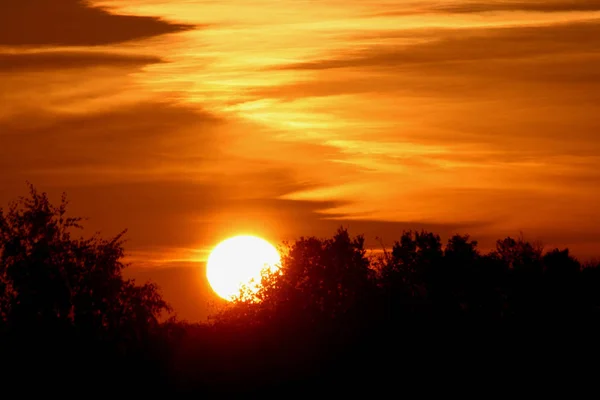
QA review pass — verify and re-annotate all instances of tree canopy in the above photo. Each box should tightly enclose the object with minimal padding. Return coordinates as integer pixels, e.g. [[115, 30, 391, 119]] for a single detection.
[[0, 185, 170, 390], [1, 185, 600, 393]]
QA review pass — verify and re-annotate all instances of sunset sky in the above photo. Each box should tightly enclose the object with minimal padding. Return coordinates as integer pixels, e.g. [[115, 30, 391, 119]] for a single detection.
[[1, 0, 599, 320]]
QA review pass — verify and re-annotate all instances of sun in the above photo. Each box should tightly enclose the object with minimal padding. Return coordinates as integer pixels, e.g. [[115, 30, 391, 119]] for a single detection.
[[206, 235, 281, 301]]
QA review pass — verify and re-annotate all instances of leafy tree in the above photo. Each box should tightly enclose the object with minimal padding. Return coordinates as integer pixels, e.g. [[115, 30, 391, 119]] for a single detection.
[[495, 234, 544, 270], [0, 184, 170, 346], [379, 231, 442, 319], [210, 228, 376, 384], [217, 228, 373, 326]]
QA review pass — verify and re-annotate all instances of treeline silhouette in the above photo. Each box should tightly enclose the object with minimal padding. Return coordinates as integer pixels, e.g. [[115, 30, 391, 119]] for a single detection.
[[1, 186, 599, 393]]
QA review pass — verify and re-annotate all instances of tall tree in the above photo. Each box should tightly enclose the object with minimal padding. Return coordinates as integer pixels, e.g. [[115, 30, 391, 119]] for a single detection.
[[0, 185, 170, 344]]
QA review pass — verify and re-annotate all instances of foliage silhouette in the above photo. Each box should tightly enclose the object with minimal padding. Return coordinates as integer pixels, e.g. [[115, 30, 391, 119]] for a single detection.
[[0, 185, 170, 390], [1, 185, 600, 393]]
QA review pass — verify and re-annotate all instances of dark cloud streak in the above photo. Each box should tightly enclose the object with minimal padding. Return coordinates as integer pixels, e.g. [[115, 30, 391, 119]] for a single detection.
[[0, 51, 163, 71], [0, 0, 193, 46], [435, 0, 600, 14], [370, 0, 600, 17]]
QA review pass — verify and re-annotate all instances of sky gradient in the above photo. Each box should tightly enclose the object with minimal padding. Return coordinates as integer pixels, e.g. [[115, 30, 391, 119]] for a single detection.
[[1, 0, 599, 320]]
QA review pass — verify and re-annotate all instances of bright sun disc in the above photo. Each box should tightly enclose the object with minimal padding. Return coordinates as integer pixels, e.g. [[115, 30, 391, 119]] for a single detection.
[[206, 235, 281, 301]]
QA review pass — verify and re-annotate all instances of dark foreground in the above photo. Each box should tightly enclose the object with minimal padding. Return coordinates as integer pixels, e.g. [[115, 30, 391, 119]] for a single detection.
[[1, 187, 600, 394], [2, 319, 600, 395]]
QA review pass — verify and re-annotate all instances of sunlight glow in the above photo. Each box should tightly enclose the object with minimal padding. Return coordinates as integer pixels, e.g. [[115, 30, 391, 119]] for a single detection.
[[206, 236, 281, 301]]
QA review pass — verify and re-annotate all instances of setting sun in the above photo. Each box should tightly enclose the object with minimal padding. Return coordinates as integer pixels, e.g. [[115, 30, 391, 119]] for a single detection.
[[206, 235, 281, 301]]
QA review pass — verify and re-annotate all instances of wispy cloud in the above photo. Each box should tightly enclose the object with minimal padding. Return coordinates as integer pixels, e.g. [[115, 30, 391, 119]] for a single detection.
[[434, 0, 600, 14], [275, 20, 600, 71], [2, 0, 600, 273], [368, 0, 600, 17], [0, 51, 163, 71]]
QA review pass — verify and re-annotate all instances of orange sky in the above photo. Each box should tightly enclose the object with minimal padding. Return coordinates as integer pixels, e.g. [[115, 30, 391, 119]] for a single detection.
[[1, 0, 600, 321]]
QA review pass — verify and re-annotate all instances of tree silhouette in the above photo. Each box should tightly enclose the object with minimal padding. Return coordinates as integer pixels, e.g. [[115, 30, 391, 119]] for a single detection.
[[0, 185, 170, 389], [2, 184, 600, 394], [380, 230, 443, 319], [215, 228, 374, 328]]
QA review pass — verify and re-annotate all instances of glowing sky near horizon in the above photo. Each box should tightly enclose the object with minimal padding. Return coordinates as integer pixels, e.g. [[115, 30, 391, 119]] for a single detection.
[[1, 0, 599, 320]]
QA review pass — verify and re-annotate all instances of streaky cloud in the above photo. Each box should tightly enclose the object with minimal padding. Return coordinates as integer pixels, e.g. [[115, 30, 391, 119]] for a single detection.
[[370, 0, 600, 17], [0, 51, 163, 71], [435, 0, 600, 14], [274, 20, 600, 70], [0, 0, 194, 46]]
